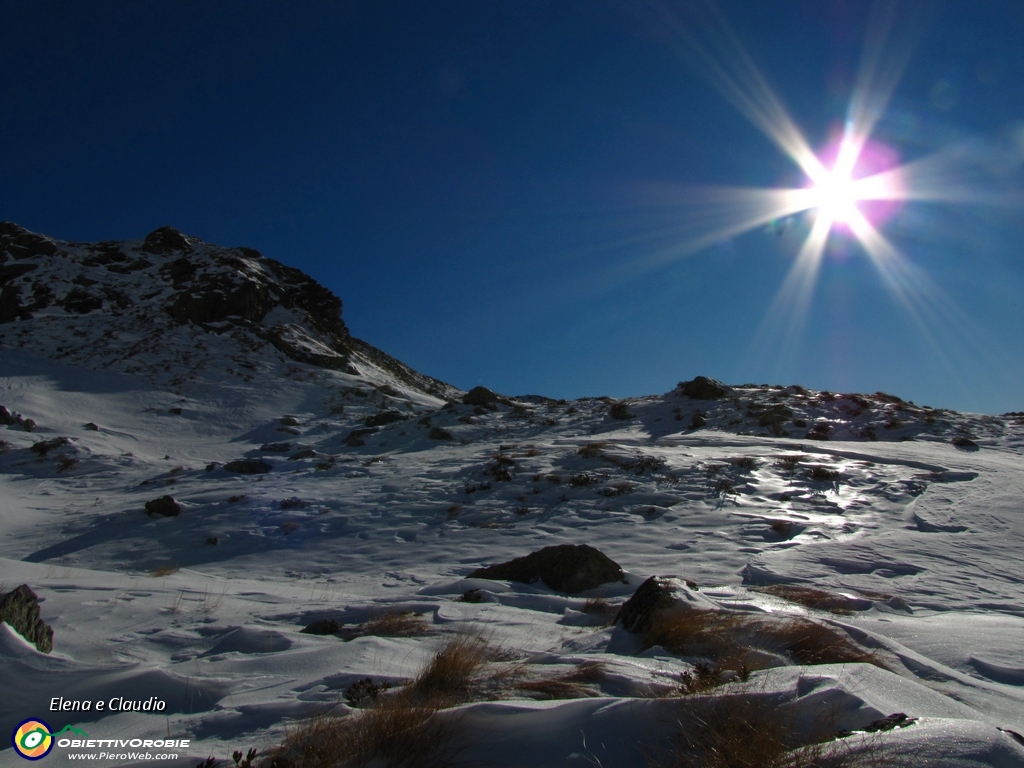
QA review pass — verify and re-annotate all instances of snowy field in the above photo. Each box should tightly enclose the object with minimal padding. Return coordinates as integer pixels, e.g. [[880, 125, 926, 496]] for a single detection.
[[2, 225, 1024, 766]]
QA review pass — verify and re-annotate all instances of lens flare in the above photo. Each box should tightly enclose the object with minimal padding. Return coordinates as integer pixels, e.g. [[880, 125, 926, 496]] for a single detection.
[[610, 2, 1018, 384]]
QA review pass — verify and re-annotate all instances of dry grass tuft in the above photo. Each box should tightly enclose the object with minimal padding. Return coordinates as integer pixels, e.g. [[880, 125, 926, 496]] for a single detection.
[[577, 441, 608, 459], [149, 563, 179, 577], [515, 661, 606, 700], [753, 585, 862, 615], [580, 597, 618, 623], [758, 619, 878, 666], [644, 608, 745, 659], [649, 689, 898, 768], [643, 608, 879, 671], [654, 693, 796, 768], [409, 632, 492, 705], [263, 697, 455, 768], [361, 611, 431, 638], [263, 632, 491, 767]]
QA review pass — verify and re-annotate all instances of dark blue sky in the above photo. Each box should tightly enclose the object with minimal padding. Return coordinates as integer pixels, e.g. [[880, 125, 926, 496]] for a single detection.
[[3, 1, 1023, 413]]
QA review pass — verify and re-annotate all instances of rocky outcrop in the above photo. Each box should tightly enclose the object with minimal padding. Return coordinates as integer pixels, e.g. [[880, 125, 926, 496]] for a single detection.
[[0, 223, 462, 400], [145, 495, 181, 517], [470, 544, 624, 595], [0, 584, 54, 653], [615, 576, 714, 634], [677, 376, 729, 400], [224, 459, 272, 474]]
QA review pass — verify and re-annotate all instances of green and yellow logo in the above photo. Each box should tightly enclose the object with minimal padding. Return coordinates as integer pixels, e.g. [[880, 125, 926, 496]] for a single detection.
[[12, 720, 88, 760]]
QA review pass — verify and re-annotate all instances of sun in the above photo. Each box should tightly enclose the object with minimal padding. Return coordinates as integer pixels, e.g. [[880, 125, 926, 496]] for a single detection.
[[810, 163, 859, 226]]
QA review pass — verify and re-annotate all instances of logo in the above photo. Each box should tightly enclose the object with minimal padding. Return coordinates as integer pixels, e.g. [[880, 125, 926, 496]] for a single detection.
[[12, 721, 88, 760], [12, 719, 54, 760]]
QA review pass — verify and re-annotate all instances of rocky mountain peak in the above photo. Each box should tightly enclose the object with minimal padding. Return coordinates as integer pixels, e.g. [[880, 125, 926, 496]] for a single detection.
[[0, 223, 458, 400]]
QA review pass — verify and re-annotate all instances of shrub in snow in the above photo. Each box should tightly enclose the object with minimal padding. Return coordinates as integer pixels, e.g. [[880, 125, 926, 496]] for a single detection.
[[609, 401, 633, 420]]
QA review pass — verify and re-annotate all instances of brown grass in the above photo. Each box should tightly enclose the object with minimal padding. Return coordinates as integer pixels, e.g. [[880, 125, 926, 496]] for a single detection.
[[758, 619, 878, 666], [515, 661, 605, 700], [262, 697, 454, 768], [409, 632, 492, 705], [580, 597, 618, 623], [577, 441, 608, 459], [643, 608, 879, 670], [649, 689, 900, 768], [752, 585, 862, 615], [262, 632, 492, 767], [361, 611, 431, 638], [149, 564, 179, 577]]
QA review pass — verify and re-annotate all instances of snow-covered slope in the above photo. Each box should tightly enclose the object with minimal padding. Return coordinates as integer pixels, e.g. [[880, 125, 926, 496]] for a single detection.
[[1, 224, 1023, 767]]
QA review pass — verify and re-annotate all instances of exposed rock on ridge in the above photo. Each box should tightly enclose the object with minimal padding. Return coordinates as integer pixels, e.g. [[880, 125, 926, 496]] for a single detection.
[[0, 223, 459, 400]]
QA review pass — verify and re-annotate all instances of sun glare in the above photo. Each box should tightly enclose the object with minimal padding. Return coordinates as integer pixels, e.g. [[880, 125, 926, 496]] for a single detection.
[[811, 163, 859, 226], [628, 3, 1016, 382]]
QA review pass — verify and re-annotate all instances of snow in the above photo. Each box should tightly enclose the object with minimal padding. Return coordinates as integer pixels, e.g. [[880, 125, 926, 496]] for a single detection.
[[2, 226, 1024, 766]]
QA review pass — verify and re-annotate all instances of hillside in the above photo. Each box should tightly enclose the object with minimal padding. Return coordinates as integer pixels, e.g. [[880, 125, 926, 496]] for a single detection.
[[1, 225, 1023, 767]]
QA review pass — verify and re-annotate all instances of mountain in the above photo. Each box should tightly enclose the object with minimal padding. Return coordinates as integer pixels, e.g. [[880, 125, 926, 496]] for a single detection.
[[1, 224, 1023, 767], [0, 222, 459, 401]]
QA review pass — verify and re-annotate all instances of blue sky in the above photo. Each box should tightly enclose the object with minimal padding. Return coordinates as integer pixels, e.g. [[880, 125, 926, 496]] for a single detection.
[[3, 1, 1023, 413]]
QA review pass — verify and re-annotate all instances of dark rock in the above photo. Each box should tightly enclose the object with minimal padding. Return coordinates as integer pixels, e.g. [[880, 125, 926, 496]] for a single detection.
[[690, 413, 707, 429], [344, 427, 377, 446], [0, 283, 28, 323], [168, 275, 271, 326], [83, 422, 99, 431], [0, 584, 54, 653], [159, 256, 198, 286], [0, 222, 57, 258], [140, 226, 193, 255], [22, 418, 36, 432], [168, 407, 183, 415], [260, 442, 291, 452], [0, 262, 39, 283], [145, 495, 180, 517], [463, 386, 501, 407], [365, 410, 409, 428], [952, 436, 979, 450], [469, 544, 624, 595], [458, 589, 486, 603], [224, 459, 272, 474], [677, 376, 729, 400], [205, 537, 219, 545], [428, 427, 454, 441], [30, 437, 70, 456], [301, 618, 343, 635], [279, 416, 300, 426], [0, 406, 14, 425], [614, 576, 679, 634], [61, 288, 103, 314], [289, 448, 318, 460]]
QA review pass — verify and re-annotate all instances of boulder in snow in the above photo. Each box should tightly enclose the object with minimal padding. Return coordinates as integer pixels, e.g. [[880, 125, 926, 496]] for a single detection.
[[224, 458, 272, 474], [470, 544, 624, 595], [0, 584, 53, 653], [677, 376, 729, 400], [145, 495, 180, 517]]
